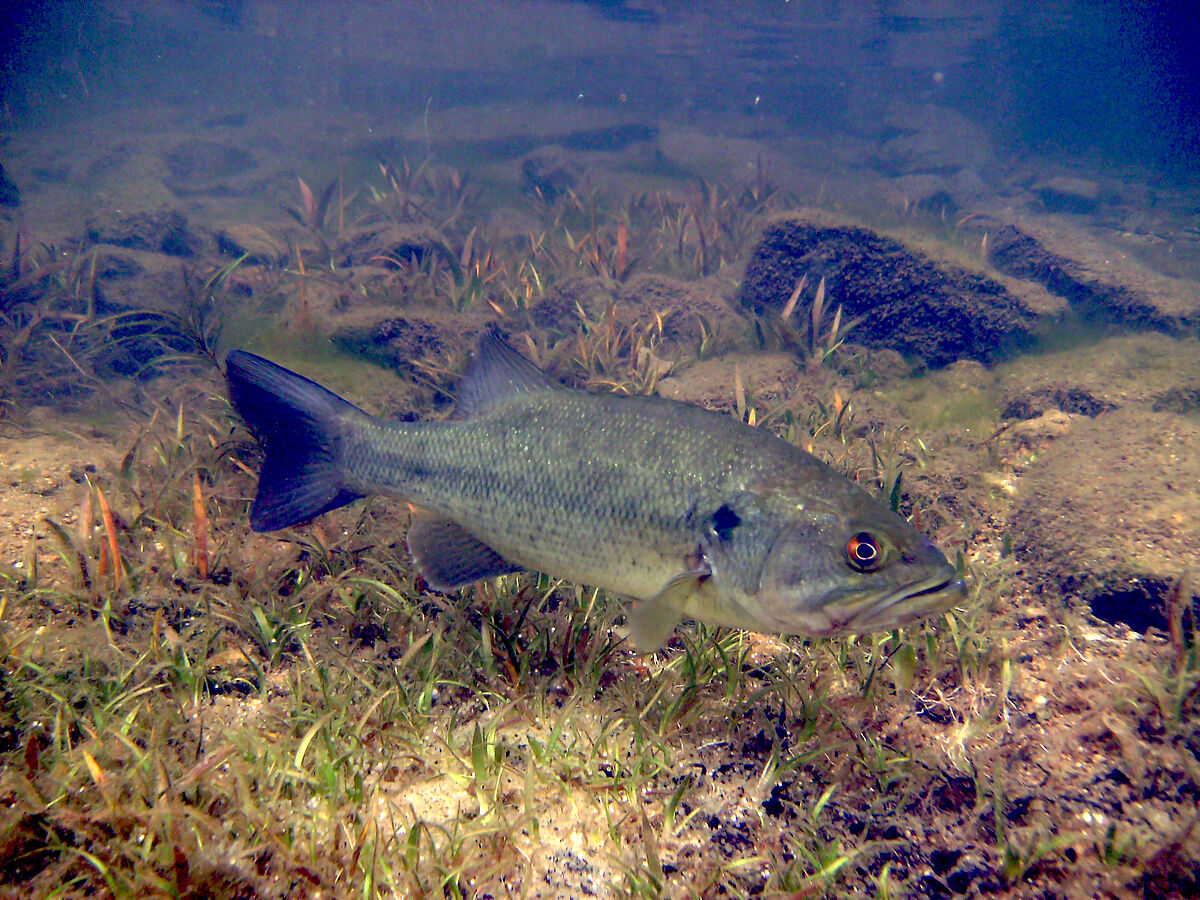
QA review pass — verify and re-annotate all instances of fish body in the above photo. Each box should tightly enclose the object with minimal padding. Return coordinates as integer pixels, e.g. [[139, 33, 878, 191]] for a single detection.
[[226, 333, 965, 647]]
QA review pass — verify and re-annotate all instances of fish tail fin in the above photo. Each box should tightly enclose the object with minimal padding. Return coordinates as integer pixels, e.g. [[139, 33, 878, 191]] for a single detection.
[[226, 350, 366, 532]]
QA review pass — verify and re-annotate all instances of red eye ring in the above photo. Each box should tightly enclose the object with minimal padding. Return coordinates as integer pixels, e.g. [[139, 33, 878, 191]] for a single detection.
[[846, 532, 882, 571]]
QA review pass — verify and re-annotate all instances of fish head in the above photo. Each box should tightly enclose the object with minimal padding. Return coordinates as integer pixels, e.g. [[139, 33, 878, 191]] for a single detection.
[[748, 512, 966, 638]]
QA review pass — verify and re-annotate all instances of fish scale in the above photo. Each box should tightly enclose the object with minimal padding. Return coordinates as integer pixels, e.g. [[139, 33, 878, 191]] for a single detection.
[[342, 393, 762, 598], [226, 332, 966, 649]]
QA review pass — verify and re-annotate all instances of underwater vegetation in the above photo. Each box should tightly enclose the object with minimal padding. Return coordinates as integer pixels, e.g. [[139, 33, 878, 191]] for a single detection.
[[0, 146, 1197, 900]]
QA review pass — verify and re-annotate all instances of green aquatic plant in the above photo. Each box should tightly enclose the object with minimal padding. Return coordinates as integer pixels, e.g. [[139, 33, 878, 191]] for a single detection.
[[371, 156, 474, 232], [125, 254, 249, 376], [3, 144, 1194, 898], [287, 175, 342, 237], [1128, 568, 1200, 724], [571, 302, 672, 395], [0, 244, 101, 416], [749, 272, 863, 371]]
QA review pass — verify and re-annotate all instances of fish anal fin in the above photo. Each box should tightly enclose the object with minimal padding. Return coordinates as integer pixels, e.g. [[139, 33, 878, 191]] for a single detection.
[[628, 570, 708, 651], [407, 515, 523, 591]]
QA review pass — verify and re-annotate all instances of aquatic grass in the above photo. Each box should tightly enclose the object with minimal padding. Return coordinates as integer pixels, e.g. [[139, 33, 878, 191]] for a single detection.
[[571, 302, 673, 395], [3, 152, 1194, 897], [117, 253, 250, 376], [285, 174, 358, 265], [746, 271, 864, 373], [1125, 569, 1200, 725], [0, 245, 105, 415], [370, 156, 475, 233], [5, 357, 979, 895], [0, 416, 1165, 900]]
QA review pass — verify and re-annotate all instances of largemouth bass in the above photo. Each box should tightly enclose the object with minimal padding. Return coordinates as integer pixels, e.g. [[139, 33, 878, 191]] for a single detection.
[[226, 332, 965, 648]]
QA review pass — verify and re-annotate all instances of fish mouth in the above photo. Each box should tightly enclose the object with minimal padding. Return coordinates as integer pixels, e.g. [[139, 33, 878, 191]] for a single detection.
[[819, 568, 967, 636]]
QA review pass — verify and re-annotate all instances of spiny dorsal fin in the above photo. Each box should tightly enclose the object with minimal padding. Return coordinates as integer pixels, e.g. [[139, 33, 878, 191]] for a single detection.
[[455, 328, 561, 418]]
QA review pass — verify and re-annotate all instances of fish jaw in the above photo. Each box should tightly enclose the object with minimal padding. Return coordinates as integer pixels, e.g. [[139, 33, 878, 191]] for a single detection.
[[785, 566, 967, 638]]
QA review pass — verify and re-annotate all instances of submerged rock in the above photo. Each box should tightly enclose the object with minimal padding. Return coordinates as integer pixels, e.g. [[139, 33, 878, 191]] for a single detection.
[[328, 307, 489, 374], [656, 353, 802, 415], [215, 223, 286, 265], [738, 210, 1065, 368], [519, 145, 584, 200], [1034, 175, 1101, 214], [161, 139, 258, 196], [88, 245, 191, 312], [86, 207, 205, 258], [985, 217, 1200, 333], [340, 223, 455, 269], [995, 332, 1200, 421], [1008, 406, 1200, 633], [400, 101, 654, 159], [0, 163, 19, 207], [876, 102, 992, 175], [1001, 384, 1118, 421], [530, 273, 743, 360]]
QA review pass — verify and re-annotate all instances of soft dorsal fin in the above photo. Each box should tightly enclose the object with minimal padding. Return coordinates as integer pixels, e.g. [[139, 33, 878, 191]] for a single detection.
[[455, 328, 561, 418]]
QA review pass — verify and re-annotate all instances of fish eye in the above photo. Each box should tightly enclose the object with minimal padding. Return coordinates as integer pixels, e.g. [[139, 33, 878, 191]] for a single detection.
[[846, 532, 883, 571]]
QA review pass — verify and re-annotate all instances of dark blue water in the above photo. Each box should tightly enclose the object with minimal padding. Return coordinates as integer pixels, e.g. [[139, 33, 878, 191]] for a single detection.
[[2, 0, 1196, 174]]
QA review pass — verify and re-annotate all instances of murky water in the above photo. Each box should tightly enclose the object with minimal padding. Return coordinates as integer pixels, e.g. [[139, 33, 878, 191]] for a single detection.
[[1, 3, 1198, 898]]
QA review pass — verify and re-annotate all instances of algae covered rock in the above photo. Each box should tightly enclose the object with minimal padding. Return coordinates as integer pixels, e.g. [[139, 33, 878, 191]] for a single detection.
[[86, 206, 205, 258], [738, 210, 1065, 368], [985, 217, 1200, 333], [340, 223, 457, 270], [215, 223, 286, 265], [530, 273, 743, 359], [328, 307, 490, 374]]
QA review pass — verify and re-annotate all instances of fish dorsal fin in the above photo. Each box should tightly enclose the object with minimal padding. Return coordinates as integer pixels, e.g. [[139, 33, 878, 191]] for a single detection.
[[455, 328, 560, 418], [407, 514, 524, 591]]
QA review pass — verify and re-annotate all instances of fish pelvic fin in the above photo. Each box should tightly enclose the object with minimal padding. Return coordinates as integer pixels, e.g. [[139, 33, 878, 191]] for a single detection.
[[226, 350, 366, 532], [407, 514, 523, 591]]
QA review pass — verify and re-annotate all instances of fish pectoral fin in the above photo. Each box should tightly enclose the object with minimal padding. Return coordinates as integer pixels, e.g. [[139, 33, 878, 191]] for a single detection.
[[627, 570, 708, 651], [406, 515, 523, 592]]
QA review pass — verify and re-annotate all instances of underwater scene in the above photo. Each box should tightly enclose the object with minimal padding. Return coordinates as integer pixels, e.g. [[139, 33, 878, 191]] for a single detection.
[[1, 1, 1198, 897]]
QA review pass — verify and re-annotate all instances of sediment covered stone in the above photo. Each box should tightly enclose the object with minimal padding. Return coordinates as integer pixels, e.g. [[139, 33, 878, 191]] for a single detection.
[[875, 102, 992, 175], [328, 308, 490, 373], [340, 224, 456, 269], [986, 219, 1200, 332], [529, 273, 743, 359], [88, 245, 192, 312], [519, 145, 584, 200], [1034, 176, 1101, 214], [161, 139, 258, 196], [404, 101, 654, 159], [86, 207, 204, 258], [1008, 406, 1200, 633], [739, 210, 1065, 367], [215, 223, 286, 265], [994, 332, 1200, 422]]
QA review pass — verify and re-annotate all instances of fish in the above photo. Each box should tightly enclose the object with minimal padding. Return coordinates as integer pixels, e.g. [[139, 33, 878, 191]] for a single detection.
[[225, 331, 966, 649]]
